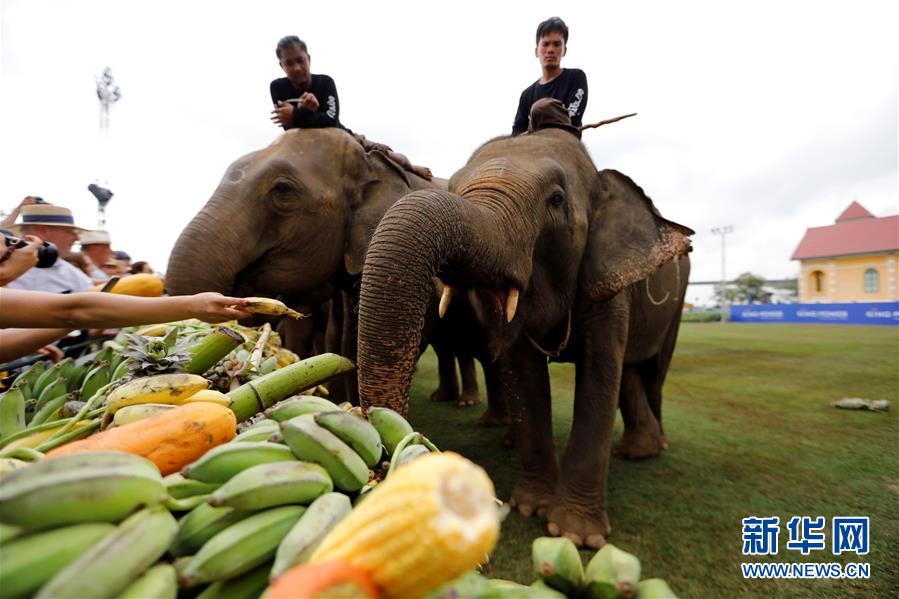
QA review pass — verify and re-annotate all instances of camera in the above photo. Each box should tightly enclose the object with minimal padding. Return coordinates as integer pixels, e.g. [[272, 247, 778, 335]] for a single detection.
[[3, 235, 58, 268]]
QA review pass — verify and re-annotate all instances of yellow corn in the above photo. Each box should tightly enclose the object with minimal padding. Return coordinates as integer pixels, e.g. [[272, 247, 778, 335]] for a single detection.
[[309, 452, 501, 599]]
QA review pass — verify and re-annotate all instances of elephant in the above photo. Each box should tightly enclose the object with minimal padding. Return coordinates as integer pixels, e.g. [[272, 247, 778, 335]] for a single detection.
[[165, 127, 480, 405], [356, 126, 693, 548]]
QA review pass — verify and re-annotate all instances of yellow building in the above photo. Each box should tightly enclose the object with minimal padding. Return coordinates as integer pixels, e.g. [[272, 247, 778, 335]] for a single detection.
[[791, 202, 898, 303]]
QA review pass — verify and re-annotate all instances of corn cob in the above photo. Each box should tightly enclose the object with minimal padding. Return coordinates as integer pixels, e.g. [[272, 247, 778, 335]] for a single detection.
[[308, 452, 500, 599]]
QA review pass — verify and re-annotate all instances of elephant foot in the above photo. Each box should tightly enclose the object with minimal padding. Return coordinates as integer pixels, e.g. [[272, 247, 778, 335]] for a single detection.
[[477, 407, 510, 427], [545, 496, 611, 549], [615, 428, 666, 460], [509, 477, 556, 519], [456, 390, 482, 408], [429, 386, 459, 403]]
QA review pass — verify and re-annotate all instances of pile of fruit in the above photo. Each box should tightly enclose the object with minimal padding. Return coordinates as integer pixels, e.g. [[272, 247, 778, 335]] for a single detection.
[[429, 537, 677, 598]]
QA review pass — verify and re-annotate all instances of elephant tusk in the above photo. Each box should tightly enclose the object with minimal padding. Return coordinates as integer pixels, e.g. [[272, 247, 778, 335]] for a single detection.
[[438, 286, 453, 318], [505, 288, 519, 323]]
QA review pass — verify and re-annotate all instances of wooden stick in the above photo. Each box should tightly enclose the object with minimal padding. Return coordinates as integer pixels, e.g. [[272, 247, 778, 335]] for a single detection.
[[579, 112, 638, 131]]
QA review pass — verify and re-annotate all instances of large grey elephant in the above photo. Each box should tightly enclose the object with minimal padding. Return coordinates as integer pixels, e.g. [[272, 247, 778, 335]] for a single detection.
[[356, 127, 693, 548], [165, 127, 480, 405]]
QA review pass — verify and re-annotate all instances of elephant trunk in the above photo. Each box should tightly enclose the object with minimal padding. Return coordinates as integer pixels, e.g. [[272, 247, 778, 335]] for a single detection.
[[358, 189, 496, 415], [165, 199, 256, 296]]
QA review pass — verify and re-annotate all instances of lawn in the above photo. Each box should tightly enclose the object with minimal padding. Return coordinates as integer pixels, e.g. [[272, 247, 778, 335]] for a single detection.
[[405, 323, 899, 598]]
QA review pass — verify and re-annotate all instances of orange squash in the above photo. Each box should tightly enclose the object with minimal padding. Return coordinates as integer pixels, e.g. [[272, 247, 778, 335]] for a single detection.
[[47, 402, 236, 474], [92, 273, 165, 297], [268, 561, 381, 599]]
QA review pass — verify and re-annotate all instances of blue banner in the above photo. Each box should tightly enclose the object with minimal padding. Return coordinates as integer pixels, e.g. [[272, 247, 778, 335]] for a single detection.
[[730, 303, 899, 325]]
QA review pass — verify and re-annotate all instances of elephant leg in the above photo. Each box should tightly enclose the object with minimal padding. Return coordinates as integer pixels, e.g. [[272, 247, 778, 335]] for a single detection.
[[548, 300, 627, 549], [644, 314, 682, 449], [456, 353, 481, 407], [429, 341, 461, 403], [478, 360, 511, 428], [615, 364, 666, 460], [324, 292, 358, 406], [505, 339, 557, 519]]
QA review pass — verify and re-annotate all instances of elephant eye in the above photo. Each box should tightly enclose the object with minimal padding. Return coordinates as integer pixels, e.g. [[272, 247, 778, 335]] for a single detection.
[[271, 181, 293, 195], [547, 191, 565, 208]]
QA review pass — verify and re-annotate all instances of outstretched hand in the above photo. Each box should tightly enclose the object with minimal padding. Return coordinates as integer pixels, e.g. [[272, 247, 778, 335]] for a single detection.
[[188, 293, 253, 323]]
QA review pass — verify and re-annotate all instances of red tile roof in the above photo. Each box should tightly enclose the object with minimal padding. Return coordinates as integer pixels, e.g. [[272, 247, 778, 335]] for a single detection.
[[836, 201, 874, 222], [791, 203, 899, 260]]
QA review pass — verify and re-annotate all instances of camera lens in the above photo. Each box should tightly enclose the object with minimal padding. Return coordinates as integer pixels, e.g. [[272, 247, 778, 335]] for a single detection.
[[35, 241, 58, 268]]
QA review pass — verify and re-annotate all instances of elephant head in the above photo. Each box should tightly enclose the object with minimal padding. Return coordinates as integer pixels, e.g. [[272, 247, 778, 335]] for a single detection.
[[166, 127, 437, 303], [357, 128, 693, 415]]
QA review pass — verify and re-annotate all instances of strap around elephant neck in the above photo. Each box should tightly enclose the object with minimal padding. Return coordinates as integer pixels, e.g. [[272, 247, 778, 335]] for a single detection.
[[526, 310, 572, 358]]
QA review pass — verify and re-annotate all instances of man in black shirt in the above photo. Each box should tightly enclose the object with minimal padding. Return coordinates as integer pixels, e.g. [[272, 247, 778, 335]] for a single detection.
[[512, 17, 587, 137], [270, 36, 431, 179]]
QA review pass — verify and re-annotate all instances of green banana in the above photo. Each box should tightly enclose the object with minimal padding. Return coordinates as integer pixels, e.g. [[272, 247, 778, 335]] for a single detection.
[[635, 578, 677, 598], [0, 388, 26, 437], [181, 442, 296, 483], [281, 417, 369, 492], [111, 358, 131, 382], [529, 580, 568, 598], [194, 561, 272, 599], [179, 505, 305, 587], [268, 431, 284, 444], [395, 442, 431, 468], [314, 410, 382, 467], [55, 357, 75, 382], [170, 503, 254, 558], [31, 361, 65, 399], [28, 391, 73, 427], [0, 522, 115, 598], [59, 399, 86, 419], [164, 472, 221, 499], [270, 492, 352, 578], [245, 418, 279, 430], [583, 543, 642, 599], [209, 461, 333, 510], [0, 523, 24, 544], [0, 451, 165, 529], [165, 493, 212, 511], [118, 563, 178, 599], [232, 423, 280, 443], [113, 403, 176, 427], [8, 361, 44, 398], [532, 536, 585, 596], [366, 406, 414, 454], [264, 395, 340, 422], [65, 362, 90, 393], [33, 377, 67, 414], [35, 506, 178, 599], [79, 362, 111, 401]]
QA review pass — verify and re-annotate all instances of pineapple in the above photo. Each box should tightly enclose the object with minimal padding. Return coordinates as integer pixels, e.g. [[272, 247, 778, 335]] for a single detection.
[[122, 328, 192, 376]]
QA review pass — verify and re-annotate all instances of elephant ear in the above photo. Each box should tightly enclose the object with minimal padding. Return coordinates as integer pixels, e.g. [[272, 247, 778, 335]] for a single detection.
[[582, 169, 694, 302], [344, 150, 415, 276]]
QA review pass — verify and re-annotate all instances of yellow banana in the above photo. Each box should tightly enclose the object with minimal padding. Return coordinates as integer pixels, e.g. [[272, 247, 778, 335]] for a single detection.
[[183, 389, 233, 407], [134, 324, 168, 337], [112, 403, 176, 427], [104, 373, 210, 415], [241, 297, 305, 320]]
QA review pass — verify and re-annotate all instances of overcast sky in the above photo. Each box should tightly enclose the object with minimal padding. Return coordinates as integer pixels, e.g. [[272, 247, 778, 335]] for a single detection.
[[1, 0, 896, 305]]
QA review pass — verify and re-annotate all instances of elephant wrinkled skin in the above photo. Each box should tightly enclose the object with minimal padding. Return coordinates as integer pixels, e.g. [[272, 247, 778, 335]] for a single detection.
[[356, 128, 693, 548], [166, 127, 478, 404]]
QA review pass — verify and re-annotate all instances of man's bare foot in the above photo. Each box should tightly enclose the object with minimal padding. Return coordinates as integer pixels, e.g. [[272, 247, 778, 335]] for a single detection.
[[411, 165, 432, 180]]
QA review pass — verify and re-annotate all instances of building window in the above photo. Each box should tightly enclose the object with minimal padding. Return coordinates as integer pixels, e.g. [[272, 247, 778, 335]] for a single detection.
[[811, 270, 825, 293], [863, 268, 880, 293]]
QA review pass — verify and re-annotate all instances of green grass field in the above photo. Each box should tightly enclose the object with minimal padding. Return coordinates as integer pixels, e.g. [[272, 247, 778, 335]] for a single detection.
[[405, 323, 899, 598]]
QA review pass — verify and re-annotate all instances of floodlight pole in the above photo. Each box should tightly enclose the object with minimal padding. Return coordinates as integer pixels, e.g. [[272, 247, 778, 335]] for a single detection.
[[711, 225, 734, 321], [94, 67, 121, 227]]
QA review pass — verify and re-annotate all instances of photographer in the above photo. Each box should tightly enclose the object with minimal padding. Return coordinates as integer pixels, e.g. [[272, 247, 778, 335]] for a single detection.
[[6, 203, 92, 293], [0, 234, 44, 286]]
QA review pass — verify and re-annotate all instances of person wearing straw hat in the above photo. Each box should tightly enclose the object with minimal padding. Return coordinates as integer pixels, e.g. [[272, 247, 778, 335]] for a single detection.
[[6, 203, 92, 294], [79, 229, 113, 282]]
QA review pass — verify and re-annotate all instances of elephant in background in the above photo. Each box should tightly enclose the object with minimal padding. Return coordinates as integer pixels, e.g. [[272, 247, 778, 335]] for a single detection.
[[165, 127, 479, 405], [357, 127, 693, 548]]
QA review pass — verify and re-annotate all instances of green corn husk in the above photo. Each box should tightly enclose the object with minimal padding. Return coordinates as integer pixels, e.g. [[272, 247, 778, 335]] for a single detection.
[[185, 327, 245, 376], [227, 353, 355, 422]]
